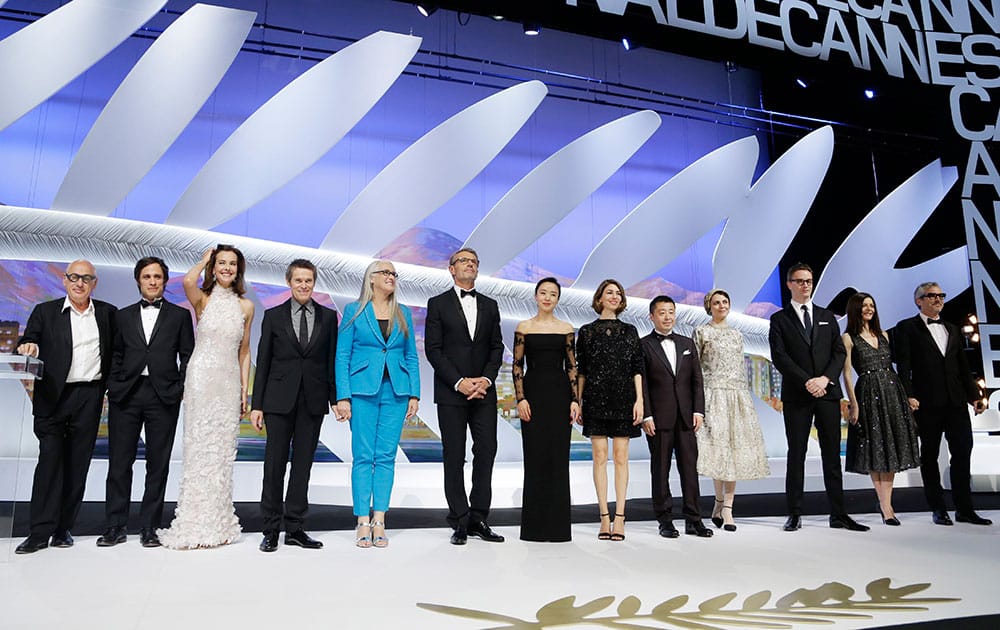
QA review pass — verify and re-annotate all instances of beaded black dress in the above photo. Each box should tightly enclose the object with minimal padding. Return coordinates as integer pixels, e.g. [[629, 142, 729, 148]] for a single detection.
[[513, 332, 577, 542], [575, 319, 644, 439], [845, 333, 921, 474]]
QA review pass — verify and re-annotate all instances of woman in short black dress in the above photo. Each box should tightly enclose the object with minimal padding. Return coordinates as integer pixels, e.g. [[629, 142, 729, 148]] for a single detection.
[[841, 292, 920, 525], [513, 278, 580, 542], [575, 279, 644, 541]]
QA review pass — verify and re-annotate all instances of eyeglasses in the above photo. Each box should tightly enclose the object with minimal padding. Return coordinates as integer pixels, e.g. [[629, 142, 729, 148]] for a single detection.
[[373, 270, 398, 279], [65, 273, 97, 284], [450, 257, 479, 267], [789, 278, 813, 286], [920, 292, 946, 300]]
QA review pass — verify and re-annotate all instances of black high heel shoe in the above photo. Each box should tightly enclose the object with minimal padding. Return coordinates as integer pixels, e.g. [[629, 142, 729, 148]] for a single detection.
[[711, 498, 724, 529], [878, 505, 901, 526], [598, 513, 612, 540], [610, 513, 626, 542], [722, 505, 737, 532]]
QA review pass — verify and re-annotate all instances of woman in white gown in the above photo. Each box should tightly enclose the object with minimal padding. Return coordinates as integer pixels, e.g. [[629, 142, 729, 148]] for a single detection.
[[159, 246, 254, 549], [693, 289, 769, 532]]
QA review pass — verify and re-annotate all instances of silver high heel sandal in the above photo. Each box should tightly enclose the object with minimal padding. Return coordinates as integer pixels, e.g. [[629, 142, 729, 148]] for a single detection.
[[355, 522, 372, 548], [371, 521, 389, 548]]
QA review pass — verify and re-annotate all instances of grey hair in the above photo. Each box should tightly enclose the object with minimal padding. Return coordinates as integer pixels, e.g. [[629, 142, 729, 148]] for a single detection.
[[346, 259, 409, 337], [913, 281, 940, 300]]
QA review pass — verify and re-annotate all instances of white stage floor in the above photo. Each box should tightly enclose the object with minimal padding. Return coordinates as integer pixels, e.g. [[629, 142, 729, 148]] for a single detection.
[[2, 511, 997, 629]]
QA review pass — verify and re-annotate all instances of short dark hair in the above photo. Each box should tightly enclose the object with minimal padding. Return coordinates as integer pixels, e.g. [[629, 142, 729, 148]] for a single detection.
[[535, 276, 561, 297], [134, 256, 168, 281], [448, 248, 479, 266], [285, 258, 317, 282], [591, 279, 627, 315], [785, 263, 813, 282], [649, 294, 675, 314], [845, 292, 883, 338]]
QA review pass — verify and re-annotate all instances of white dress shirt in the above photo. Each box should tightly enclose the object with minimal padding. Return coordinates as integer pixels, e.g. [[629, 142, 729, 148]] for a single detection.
[[139, 301, 161, 375], [659, 334, 677, 372], [63, 297, 101, 382], [790, 298, 813, 328], [454, 285, 477, 339], [921, 313, 949, 356]]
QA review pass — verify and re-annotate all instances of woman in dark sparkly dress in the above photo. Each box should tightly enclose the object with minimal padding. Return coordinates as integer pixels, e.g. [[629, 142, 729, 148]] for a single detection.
[[841, 292, 920, 526], [575, 279, 644, 541], [512, 278, 580, 542]]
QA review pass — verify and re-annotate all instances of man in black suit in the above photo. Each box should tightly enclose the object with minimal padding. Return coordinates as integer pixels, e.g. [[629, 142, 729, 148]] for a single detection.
[[893, 281, 991, 526], [15, 260, 117, 554], [639, 295, 712, 538], [250, 259, 339, 552], [425, 248, 505, 545], [768, 263, 868, 532], [98, 256, 194, 548]]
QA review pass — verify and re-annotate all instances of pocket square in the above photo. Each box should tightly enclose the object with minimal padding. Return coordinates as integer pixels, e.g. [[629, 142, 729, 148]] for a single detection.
[[818, 321, 830, 326], [682, 349, 691, 355]]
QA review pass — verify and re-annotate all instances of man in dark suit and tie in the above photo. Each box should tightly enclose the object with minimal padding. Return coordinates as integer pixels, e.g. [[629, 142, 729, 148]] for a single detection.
[[768, 263, 868, 532], [98, 256, 194, 548], [639, 295, 712, 538], [15, 260, 117, 554], [893, 281, 991, 526], [250, 259, 339, 552], [425, 248, 505, 545]]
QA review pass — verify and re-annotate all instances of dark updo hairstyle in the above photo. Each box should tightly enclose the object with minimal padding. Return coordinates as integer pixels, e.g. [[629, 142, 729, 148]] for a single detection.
[[535, 276, 561, 297]]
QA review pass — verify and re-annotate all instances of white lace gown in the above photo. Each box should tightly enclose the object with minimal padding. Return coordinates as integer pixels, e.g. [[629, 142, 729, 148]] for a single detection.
[[693, 323, 770, 481], [159, 288, 244, 549]]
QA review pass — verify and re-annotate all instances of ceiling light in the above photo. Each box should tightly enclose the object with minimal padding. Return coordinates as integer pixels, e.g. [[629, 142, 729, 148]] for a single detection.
[[523, 22, 540, 36], [416, 4, 438, 17]]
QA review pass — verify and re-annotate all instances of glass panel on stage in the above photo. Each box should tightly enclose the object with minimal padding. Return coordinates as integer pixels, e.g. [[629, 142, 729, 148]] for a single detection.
[[0, 354, 42, 561]]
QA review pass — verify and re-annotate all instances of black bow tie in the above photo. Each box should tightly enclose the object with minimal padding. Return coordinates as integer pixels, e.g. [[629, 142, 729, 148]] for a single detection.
[[141, 299, 163, 309], [927, 318, 943, 325], [653, 331, 674, 342], [460, 289, 477, 298]]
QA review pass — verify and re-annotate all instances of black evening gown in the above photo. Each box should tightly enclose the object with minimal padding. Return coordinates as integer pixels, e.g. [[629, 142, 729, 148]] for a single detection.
[[575, 319, 644, 438], [513, 332, 577, 542], [845, 333, 921, 474]]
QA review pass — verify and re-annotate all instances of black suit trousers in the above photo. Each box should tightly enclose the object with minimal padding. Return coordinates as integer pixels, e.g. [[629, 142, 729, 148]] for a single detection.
[[30, 381, 104, 537], [438, 400, 497, 529], [915, 405, 974, 513], [783, 398, 845, 516], [105, 378, 179, 529], [647, 419, 701, 523], [260, 388, 323, 533]]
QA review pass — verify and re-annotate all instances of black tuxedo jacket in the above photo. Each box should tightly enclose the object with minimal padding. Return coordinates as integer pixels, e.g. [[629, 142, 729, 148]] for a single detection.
[[108, 300, 194, 406], [892, 314, 979, 407], [640, 332, 705, 429], [17, 297, 117, 417], [251, 299, 338, 416], [768, 304, 846, 403], [424, 288, 503, 405]]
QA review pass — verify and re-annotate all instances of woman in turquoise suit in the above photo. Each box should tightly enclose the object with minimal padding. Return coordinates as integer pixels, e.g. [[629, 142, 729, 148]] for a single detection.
[[335, 260, 420, 548]]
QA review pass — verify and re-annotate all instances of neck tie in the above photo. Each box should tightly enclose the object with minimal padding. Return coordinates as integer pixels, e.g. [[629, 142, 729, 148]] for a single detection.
[[140, 298, 162, 309], [298, 304, 309, 347], [927, 318, 944, 325], [653, 331, 674, 342], [460, 288, 476, 298], [801, 304, 812, 334]]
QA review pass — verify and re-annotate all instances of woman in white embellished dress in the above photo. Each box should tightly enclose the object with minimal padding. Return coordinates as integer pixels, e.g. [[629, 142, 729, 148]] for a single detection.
[[159, 246, 254, 549], [693, 289, 769, 532]]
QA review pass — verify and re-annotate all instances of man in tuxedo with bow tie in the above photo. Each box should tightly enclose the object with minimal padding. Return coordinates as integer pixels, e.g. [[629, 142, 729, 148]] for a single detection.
[[15, 260, 117, 554], [769, 263, 868, 532], [425, 248, 505, 545], [639, 295, 712, 538], [893, 282, 991, 526], [251, 259, 339, 552], [98, 256, 194, 548]]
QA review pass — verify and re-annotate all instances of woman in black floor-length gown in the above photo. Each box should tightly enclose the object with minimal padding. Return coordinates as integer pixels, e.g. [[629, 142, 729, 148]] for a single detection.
[[513, 278, 580, 542]]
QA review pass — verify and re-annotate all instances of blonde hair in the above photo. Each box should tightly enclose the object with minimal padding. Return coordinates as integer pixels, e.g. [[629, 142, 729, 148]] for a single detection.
[[346, 260, 409, 337]]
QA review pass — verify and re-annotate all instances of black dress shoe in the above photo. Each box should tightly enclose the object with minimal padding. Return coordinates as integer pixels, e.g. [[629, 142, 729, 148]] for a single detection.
[[450, 528, 467, 545], [140, 529, 161, 548], [259, 532, 279, 553], [468, 521, 505, 542], [685, 520, 714, 537], [955, 511, 993, 526], [15, 535, 49, 554], [658, 521, 679, 538], [96, 526, 127, 547], [830, 515, 870, 531], [285, 530, 323, 549], [50, 530, 74, 548], [932, 510, 954, 526], [783, 515, 801, 531]]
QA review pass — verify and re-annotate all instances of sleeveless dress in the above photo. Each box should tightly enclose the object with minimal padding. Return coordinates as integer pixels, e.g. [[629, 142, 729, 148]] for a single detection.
[[845, 333, 921, 474], [575, 319, 643, 439], [513, 332, 577, 542], [159, 288, 244, 549], [693, 324, 770, 481]]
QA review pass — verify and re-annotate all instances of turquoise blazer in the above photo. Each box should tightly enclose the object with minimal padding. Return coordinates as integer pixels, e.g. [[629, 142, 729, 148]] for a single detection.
[[335, 301, 420, 400]]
